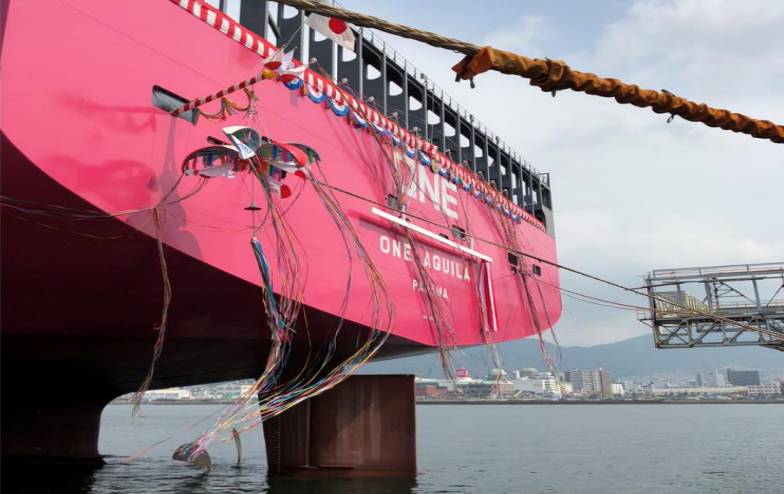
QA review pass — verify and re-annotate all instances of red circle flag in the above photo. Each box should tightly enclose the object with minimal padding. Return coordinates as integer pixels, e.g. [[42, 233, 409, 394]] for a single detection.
[[328, 18, 348, 34]]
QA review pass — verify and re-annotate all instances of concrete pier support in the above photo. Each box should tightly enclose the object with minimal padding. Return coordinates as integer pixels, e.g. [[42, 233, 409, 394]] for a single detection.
[[262, 374, 416, 477]]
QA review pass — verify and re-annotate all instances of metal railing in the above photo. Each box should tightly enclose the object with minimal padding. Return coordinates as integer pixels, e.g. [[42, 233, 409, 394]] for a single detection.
[[357, 29, 543, 179], [650, 262, 784, 281], [228, 0, 555, 233]]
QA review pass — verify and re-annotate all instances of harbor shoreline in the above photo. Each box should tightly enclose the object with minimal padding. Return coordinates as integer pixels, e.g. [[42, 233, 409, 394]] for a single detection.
[[110, 399, 784, 406], [415, 399, 784, 405]]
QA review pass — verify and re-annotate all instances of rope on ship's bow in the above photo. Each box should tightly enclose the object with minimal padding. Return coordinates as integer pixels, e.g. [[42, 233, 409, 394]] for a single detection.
[[130, 208, 172, 416], [275, 0, 784, 144]]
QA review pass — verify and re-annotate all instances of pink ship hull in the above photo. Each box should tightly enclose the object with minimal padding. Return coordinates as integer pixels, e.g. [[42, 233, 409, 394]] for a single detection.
[[1, 0, 561, 395]]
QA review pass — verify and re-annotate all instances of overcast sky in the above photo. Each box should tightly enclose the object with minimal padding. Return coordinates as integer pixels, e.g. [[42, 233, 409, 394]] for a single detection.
[[343, 0, 784, 346]]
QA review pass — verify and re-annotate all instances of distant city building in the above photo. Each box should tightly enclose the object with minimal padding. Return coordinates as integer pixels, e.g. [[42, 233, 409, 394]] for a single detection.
[[410, 367, 784, 402], [564, 369, 611, 398], [144, 388, 192, 401], [414, 378, 446, 398], [464, 379, 515, 398], [563, 370, 596, 394], [519, 368, 538, 378], [559, 381, 574, 396], [726, 369, 761, 386], [610, 383, 625, 396], [708, 370, 727, 387], [512, 372, 560, 399], [696, 370, 727, 388], [487, 368, 508, 380], [745, 384, 782, 398], [652, 386, 746, 397], [598, 369, 612, 399], [414, 372, 518, 400], [189, 388, 220, 400]]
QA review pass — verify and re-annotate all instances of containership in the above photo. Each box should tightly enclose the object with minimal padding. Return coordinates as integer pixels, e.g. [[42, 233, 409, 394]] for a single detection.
[[0, 0, 561, 473]]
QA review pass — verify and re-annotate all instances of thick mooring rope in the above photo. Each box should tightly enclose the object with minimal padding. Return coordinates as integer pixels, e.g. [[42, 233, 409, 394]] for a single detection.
[[276, 0, 784, 144]]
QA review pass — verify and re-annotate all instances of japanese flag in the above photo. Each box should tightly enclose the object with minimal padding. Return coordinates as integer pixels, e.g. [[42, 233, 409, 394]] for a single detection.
[[306, 11, 355, 51]]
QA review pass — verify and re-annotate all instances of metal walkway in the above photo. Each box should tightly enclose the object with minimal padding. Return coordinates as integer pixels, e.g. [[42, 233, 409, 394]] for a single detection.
[[638, 263, 784, 351]]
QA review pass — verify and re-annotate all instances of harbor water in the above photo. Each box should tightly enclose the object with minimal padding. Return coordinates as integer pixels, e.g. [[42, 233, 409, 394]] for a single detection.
[[5, 403, 782, 493]]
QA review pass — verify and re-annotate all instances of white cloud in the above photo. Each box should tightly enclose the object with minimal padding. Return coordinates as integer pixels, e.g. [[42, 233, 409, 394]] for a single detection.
[[588, 0, 784, 115], [483, 15, 552, 57]]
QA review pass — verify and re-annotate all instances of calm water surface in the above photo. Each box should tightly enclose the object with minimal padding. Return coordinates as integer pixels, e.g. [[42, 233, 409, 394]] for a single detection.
[[6, 403, 783, 493]]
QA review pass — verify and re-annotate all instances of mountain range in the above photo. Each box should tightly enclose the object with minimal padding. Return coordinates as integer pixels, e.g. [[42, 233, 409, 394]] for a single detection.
[[363, 334, 784, 378]]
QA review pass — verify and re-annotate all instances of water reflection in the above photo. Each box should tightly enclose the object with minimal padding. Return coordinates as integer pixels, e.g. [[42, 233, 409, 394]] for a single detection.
[[0, 459, 417, 494], [7, 404, 780, 493], [1, 463, 99, 494], [266, 476, 417, 494]]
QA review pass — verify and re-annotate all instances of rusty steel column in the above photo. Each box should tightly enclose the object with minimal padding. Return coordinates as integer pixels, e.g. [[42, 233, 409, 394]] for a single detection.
[[262, 374, 416, 477]]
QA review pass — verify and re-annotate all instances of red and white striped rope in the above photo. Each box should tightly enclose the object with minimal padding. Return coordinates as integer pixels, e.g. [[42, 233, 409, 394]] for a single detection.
[[171, 72, 264, 116]]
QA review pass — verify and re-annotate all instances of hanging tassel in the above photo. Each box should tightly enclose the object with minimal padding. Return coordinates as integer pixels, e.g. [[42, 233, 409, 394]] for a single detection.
[[131, 208, 172, 417]]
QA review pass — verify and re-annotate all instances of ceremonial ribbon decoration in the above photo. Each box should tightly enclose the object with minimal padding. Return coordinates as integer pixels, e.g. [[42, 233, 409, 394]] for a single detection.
[[182, 126, 315, 199], [172, 124, 393, 463]]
